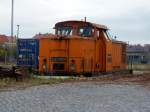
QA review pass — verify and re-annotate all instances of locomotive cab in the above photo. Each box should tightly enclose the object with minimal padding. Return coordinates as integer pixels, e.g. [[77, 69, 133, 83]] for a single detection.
[[39, 20, 127, 76], [55, 26, 94, 37], [54, 20, 104, 38]]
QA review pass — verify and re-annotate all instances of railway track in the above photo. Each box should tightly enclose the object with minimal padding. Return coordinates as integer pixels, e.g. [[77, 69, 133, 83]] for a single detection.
[[0, 66, 26, 80]]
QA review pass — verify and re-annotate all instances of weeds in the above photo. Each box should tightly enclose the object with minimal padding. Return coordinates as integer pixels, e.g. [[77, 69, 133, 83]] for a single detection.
[[0, 78, 16, 88], [0, 76, 74, 90]]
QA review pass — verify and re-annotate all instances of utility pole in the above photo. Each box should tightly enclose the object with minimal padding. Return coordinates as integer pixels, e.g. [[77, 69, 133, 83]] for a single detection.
[[16, 25, 20, 63], [10, 0, 14, 63], [11, 0, 14, 39]]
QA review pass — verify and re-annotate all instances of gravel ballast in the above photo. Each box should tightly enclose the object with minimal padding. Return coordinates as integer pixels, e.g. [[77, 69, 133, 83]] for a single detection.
[[0, 82, 150, 112]]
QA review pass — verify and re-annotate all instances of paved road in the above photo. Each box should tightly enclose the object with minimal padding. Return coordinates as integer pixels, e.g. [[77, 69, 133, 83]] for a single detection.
[[0, 82, 150, 112]]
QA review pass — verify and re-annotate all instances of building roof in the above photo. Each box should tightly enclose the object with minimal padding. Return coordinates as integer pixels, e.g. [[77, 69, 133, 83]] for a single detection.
[[112, 39, 127, 45], [0, 35, 8, 43], [0, 35, 16, 43], [127, 44, 150, 53]]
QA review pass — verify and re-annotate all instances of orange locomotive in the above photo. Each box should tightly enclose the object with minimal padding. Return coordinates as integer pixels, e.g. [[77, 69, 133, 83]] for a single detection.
[[39, 20, 127, 76]]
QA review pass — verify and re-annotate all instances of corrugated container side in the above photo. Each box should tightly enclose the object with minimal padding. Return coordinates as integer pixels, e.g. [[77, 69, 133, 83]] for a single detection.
[[17, 39, 39, 68]]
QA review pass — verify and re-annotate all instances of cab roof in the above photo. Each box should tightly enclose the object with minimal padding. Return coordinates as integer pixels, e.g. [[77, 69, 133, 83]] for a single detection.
[[55, 20, 108, 30]]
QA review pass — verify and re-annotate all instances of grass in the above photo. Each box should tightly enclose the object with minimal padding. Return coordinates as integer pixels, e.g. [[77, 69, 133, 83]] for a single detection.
[[0, 76, 75, 90], [0, 78, 16, 88], [1, 69, 150, 90], [127, 64, 150, 71]]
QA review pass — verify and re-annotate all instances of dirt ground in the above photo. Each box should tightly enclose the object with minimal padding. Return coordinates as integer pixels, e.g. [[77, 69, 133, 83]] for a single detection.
[[0, 73, 150, 91], [65, 73, 150, 88]]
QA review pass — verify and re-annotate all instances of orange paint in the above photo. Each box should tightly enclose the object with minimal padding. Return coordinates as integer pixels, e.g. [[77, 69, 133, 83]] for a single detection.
[[39, 20, 126, 75]]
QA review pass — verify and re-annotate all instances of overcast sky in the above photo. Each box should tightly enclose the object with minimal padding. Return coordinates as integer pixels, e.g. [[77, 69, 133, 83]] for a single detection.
[[0, 0, 150, 44]]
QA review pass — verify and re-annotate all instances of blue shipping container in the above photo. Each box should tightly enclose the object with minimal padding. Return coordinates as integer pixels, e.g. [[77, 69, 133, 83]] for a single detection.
[[17, 39, 39, 68]]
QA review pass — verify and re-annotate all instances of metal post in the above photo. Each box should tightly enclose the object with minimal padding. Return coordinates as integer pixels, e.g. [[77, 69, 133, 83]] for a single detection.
[[10, 0, 14, 63], [127, 41, 129, 70], [5, 46, 7, 65], [16, 25, 20, 64], [3, 44, 7, 65], [131, 56, 133, 69], [16, 25, 20, 39], [84, 17, 87, 22], [11, 0, 14, 40], [130, 56, 133, 74]]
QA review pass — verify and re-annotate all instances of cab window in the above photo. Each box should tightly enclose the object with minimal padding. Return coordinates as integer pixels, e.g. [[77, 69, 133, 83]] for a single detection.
[[56, 27, 72, 36], [78, 27, 93, 37]]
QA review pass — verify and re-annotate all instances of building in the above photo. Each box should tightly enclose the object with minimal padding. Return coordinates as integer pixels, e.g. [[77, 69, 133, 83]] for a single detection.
[[0, 34, 16, 44], [0, 34, 17, 62], [127, 44, 150, 64], [0, 35, 8, 44]]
